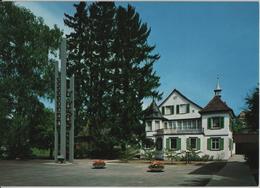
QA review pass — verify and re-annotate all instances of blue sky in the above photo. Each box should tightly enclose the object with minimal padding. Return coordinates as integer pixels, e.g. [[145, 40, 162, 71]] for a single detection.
[[17, 2, 259, 115]]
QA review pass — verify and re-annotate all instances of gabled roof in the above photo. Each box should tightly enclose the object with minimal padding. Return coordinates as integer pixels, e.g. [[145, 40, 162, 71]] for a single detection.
[[200, 95, 235, 117], [144, 100, 167, 120], [159, 89, 202, 109]]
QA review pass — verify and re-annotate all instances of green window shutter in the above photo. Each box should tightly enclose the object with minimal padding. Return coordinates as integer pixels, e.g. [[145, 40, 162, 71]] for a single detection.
[[207, 118, 211, 129], [207, 138, 211, 150], [177, 138, 181, 150], [197, 138, 201, 150], [220, 138, 224, 150], [162, 107, 165, 115], [176, 105, 179, 114], [166, 138, 170, 149], [220, 117, 224, 128], [186, 138, 190, 150], [186, 104, 190, 113], [171, 106, 174, 114]]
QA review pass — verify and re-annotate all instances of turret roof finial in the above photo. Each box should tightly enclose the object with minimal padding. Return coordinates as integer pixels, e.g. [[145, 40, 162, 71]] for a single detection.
[[214, 75, 222, 97]]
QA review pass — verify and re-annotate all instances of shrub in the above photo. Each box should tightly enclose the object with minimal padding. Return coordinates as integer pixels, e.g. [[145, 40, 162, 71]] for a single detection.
[[143, 148, 157, 161], [119, 145, 140, 162]]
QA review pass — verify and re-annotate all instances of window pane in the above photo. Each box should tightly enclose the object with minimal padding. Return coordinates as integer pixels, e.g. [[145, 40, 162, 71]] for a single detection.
[[165, 106, 173, 115], [171, 138, 177, 149], [191, 138, 196, 149], [169, 122, 172, 129], [183, 121, 187, 129], [212, 117, 220, 128], [173, 121, 176, 129], [179, 104, 188, 113], [147, 121, 152, 131], [211, 138, 220, 150], [155, 121, 160, 130], [164, 122, 167, 129], [177, 121, 182, 129]]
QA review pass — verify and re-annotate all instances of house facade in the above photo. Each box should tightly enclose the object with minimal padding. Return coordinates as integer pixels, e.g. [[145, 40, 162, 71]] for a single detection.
[[144, 81, 236, 160]]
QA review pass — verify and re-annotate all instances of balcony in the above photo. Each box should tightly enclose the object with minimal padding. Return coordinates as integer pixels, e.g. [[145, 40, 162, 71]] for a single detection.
[[156, 128, 203, 135]]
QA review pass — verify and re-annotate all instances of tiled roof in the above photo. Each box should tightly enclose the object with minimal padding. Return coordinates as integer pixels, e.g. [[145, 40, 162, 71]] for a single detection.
[[144, 100, 167, 120], [200, 95, 234, 116]]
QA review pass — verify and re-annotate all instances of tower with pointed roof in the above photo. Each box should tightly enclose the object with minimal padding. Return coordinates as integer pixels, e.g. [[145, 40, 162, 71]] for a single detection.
[[214, 77, 222, 97]]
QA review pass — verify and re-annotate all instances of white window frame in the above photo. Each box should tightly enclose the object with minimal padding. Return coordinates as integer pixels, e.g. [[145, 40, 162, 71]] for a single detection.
[[164, 122, 167, 129], [179, 104, 188, 114], [170, 137, 177, 150], [190, 138, 197, 150], [165, 106, 173, 115], [211, 138, 220, 150], [155, 121, 160, 130], [212, 117, 221, 129], [146, 121, 152, 131]]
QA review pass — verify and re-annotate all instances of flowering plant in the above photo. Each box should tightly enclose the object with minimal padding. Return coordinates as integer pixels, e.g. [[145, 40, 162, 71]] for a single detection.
[[92, 160, 106, 168], [148, 161, 164, 169], [93, 160, 105, 165]]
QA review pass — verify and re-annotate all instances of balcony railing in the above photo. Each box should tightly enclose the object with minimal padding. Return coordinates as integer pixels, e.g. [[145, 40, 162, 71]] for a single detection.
[[156, 128, 203, 134]]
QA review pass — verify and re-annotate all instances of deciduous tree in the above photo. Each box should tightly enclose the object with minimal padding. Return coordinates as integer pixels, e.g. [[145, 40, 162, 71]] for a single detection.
[[0, 2, 62, 158]]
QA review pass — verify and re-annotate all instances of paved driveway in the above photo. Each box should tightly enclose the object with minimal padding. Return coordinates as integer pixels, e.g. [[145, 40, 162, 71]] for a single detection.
[[0, 159, 225, 186]]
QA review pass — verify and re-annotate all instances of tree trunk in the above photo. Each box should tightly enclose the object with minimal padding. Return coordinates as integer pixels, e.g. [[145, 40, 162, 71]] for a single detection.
[[49, 147, 53, 159]]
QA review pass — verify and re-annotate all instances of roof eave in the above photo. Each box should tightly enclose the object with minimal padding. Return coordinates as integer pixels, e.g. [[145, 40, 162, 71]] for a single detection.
[[159, 89, 203, 109]]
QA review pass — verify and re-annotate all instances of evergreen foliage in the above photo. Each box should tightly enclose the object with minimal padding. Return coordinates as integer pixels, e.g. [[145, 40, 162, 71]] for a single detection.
[[64, 2, 161, 157]]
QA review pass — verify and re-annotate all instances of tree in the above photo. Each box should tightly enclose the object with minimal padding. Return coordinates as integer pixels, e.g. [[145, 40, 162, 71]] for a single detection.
[[244, 86, 259, 132], [65, 2, 118, 157], [64, 2, 89, 137], [29, 107, 55, 158], [110, 5, 162, 150], [0, 2, 62, 158], [64, 2, 161, 158]]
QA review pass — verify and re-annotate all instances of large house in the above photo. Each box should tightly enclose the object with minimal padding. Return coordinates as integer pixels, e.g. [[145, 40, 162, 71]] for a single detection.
[[144, 81, 236, 160]]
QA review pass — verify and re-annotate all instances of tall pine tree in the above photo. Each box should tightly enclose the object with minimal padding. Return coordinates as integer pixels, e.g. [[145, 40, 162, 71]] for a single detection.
[[111, 5, 162, 150], [64, 2, 89, 136], [64, 2, 161, 157]]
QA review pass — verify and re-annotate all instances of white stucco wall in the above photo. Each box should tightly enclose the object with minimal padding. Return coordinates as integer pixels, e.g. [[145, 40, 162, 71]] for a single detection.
[[204, 136, 232, 160], [159, 91, 202, 120], [163, 134, 205, 152], [202, 112, 232, 136]]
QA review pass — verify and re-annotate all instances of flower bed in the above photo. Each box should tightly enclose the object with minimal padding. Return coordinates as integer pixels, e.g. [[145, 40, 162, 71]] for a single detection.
[[148, 161, 164, 172], [92, 160, 106, 169]]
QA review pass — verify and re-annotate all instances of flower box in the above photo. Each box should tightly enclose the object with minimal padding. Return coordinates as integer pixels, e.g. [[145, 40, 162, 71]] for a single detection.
[[148, 161, 164, 172], [92, 160, 106, 169]]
